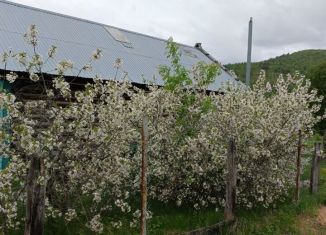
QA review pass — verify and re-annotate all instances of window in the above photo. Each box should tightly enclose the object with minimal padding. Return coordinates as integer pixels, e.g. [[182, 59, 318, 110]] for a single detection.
[[104, 26, 133, 48]]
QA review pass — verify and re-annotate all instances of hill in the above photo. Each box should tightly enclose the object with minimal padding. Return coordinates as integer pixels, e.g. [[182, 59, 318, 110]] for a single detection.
[[224, 49, 326, 84]]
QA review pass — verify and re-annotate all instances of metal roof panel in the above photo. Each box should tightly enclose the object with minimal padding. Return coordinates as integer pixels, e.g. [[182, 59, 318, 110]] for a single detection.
[[0, 0, 237, 90]]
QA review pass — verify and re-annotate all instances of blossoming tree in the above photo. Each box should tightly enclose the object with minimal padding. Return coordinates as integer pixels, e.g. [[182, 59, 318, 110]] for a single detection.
[[0, 25, 324, 235]]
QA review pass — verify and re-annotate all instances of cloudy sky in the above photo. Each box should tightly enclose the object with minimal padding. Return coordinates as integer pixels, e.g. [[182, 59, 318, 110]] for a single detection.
[[10, 0, 326, 64]]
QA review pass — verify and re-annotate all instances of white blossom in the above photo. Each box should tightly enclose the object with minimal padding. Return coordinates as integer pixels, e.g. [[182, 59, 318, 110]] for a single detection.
[[24, 24, 38, 46], [56, 60, 74, 75], [64, 209, 77, 222], [92, 48, 102, 60], [89, 214, 103, 233], [114, 58, 123, 68], [47, 45, 57, 58], [29, 72, 39, 82], [5, 72, 18, 83]]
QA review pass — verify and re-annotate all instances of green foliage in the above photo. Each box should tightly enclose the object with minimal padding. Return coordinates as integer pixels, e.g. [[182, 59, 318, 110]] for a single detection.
[[225, 49, 326, 85], [159, 37, 220, 91], [193, 61, 220, 88], [158, 38, 220, 139], [159, 38, 191, 91], [309, 61, 326, 133]]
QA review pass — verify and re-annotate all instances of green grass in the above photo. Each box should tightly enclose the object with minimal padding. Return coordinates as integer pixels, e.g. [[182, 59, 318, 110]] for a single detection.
[[146, 202, 224, 235], [2, 160, 325, 235]]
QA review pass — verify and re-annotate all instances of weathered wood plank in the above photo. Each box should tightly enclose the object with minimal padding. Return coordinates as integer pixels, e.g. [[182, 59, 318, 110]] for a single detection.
[[140, 115, 148, 235], [310, 143, 321, 194], [224, 139, 237, 222]]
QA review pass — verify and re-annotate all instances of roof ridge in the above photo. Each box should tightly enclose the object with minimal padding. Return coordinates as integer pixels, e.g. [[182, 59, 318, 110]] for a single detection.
[[2, 0, 196, 49]]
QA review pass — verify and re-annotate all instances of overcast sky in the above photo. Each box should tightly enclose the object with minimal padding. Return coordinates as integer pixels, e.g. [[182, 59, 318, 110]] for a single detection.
[[10, 0, 326, 64]]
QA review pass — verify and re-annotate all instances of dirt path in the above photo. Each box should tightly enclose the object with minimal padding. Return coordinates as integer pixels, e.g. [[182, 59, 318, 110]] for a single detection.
[[317, 206, 326, 226], [298, 206, 326, 235]]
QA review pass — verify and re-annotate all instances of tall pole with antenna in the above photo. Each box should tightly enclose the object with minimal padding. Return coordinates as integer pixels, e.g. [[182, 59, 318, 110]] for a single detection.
[[245, 17, 253, 86]]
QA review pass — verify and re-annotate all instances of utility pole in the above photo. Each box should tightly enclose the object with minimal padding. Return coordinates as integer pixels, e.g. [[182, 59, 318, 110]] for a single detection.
[[245, 17, 253, 86]]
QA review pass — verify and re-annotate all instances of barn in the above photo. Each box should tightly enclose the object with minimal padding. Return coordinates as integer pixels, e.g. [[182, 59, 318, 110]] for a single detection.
[[0, 0, 237, 169]]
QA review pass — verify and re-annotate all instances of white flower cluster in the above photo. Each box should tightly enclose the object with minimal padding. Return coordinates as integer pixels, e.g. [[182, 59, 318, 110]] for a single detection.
[[23, 24, 38, 46], [89, 214, 103, 233], [15, 52, 28, 66], [0, 52, 9, 63], [64, 209, 77, 222], [114, 58, 123, 69], [53, 76, 71, 97], [47, 45, 57, 58], [56, 60, 74, 75], [5, 72, 18, 83], [29, 72, 39, 82], [92, 48, 102, 60]]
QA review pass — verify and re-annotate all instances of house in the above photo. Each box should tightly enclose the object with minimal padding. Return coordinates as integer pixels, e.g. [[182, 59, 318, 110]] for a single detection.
[[0, 0, 237, 169]]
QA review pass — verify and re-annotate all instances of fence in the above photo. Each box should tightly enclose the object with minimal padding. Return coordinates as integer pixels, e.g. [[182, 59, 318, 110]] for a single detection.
[[184, 134, 325, 235], [310, 142, 322, 194]]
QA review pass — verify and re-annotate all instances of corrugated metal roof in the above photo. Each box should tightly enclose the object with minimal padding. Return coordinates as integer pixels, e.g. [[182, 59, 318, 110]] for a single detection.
[[0, 0, 236, 90]]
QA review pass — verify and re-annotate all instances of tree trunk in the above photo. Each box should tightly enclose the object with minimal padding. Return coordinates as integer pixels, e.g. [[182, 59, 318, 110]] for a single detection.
[[24, 157, 46, 235], [224, 139, 237, 222]]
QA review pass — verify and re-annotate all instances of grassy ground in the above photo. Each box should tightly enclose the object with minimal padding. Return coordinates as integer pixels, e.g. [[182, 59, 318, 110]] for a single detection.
[[2, 160, 326, 235]]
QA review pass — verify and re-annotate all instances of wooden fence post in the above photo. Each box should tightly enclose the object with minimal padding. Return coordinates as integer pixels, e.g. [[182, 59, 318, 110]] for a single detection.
[[224, 139, 237, 222], [294, 130, 302, 202], [24, 157, 46, 235], [140, 115, 148, 235], [323, 129, 326, 154], [310, 143, 321, 194]]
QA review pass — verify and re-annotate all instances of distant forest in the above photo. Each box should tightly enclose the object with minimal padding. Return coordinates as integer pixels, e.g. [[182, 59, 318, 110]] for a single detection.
[[224, 49, 326, 84]]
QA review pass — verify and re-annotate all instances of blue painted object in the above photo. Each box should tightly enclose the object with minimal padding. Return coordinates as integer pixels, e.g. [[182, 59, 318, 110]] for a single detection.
[[0, 79, 10, 170]]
